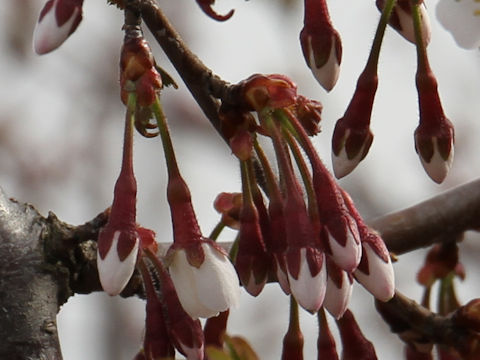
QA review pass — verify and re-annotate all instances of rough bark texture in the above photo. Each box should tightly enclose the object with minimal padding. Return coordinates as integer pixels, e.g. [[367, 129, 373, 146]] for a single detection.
[[0, 188, 62, 360]]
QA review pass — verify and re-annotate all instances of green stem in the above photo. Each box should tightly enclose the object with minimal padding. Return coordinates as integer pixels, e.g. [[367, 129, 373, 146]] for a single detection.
[[411, 0, 429, 72], [209, 221, 226, 241], [152, 97, 181, 178], [366, 0, 397, 71]]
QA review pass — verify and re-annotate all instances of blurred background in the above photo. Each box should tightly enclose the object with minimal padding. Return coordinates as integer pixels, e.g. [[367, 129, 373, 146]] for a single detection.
[[1, 0, 480, 358]]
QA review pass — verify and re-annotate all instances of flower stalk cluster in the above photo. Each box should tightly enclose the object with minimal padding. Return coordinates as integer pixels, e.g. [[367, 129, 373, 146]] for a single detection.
[[216, 74, 396, 319]]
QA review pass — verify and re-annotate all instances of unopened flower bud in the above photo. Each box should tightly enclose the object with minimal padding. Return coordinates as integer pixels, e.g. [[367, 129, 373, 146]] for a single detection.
[[332, 70, 377, 179], [354, 232, 395, 302], [377, 0, 431, 45], [33, 0, 83, 55], [300, 0, 342, 91], [230, 130, 254, 161], [213, 192, 243, 229], [323, 259, 353, 319], [414, 69, 454, 184]]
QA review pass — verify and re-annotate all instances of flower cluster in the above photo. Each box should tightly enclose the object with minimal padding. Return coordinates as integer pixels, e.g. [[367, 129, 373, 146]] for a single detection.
[[216, 74, 395, 321]]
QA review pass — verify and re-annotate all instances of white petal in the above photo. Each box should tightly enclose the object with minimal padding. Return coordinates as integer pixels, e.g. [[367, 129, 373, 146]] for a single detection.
[[194, 244, 241, 315], [169, 250, 214, 319], [323, 271, 353, 319], [326, 225, 362, 272], [274, 256, 291, 295], [437, 0, 480, 49], [396, 4, 431, 45], [332, 129, 366, 179], [307, 36, 340, 92], [418, 137, 454, 184], [33, 0, 80, 54], [354, 242, 395, 302], [288, 248, 326, 312], [97, 231, 139, 296]]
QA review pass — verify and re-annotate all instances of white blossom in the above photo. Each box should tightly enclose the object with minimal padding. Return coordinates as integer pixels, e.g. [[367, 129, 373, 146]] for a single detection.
[[437, 0, 480, 49]]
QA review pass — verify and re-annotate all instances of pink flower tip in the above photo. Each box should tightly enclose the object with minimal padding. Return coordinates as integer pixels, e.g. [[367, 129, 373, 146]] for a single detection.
[[33, 0, 83, 55], [97, 229, 140, 296], [415, 134, 454, 184]]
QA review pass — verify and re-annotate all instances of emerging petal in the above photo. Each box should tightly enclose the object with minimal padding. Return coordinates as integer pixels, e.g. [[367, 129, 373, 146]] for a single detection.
[[415, 135, 454, 184], [288, 248, 327, 313], [33, 0, 83, 55], [325, 223, 362, 273], [354, 240, 395, 302], [169, 242, 241, 319], [97, 230, 139, 296], [323, 261, 353, 319], [437, 0, 480, 49]]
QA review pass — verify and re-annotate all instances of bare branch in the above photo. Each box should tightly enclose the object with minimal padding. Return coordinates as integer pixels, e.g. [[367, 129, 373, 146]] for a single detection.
[[370, 178, 480, 255]]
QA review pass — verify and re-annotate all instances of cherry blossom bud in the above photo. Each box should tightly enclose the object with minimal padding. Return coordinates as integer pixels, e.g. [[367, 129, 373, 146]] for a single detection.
[[229, 130, 253, 161], [241, 74, 297, 111], [331, 69, 376, 178], [287, 247, 327, 313], [437, 0, 480, 49], [300, 0, 342, 91], [315, 186, 361, 272], [167, 240, 241, 319], [33, 0, 83, 55], [376, 0, 431, 45], [153, 258, 205, 360], [354, 232, 395, 302], [414, 69, 454, 184], [323, 259, 353, 319], [235, 196, 269, 296], [97, 228, 139, 296], [97, 100, 139, 296], [336, 310, 378, 360]]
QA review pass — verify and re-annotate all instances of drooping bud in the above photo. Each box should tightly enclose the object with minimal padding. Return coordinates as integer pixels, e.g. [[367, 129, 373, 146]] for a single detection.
[[97, 95, 139, 296], [436, 0, 480, 49], [341, 189, 395, 302], [235, 184, 269, 296], [323, 258, 353, 319], [336, 310, 378, 360], [376, 0, 431, 45], [414, 67, 454, 184], [354, 231, 395, 302], [300, 0, 342, 91], [33, 0, 83, 54], [331, 69, 376, 178], [150, 255, 205, 360]]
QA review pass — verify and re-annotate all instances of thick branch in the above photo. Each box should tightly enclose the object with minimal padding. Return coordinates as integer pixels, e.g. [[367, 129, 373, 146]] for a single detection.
[[0, 188, 62, 359], [137, 0, 230, 136], [370, 178, 480, 254]]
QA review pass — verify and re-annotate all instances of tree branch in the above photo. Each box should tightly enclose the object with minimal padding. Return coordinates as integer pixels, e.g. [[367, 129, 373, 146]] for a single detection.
[[370, 178, 480, 255]]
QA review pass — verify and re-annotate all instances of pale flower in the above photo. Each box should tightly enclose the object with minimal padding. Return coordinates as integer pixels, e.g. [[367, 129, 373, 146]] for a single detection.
[[437, 0, 480, 49], [168, 241, 241, 319]]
